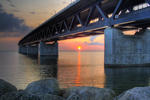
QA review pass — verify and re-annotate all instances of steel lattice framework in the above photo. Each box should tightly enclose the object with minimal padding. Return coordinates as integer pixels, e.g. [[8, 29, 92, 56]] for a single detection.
[[19, 0, 150, 46]]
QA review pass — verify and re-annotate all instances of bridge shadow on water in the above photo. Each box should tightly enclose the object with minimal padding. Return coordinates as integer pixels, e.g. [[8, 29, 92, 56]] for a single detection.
[[104, 67, 150, 95], [38, 55, 58, 78], [27, 55, 58, 79]]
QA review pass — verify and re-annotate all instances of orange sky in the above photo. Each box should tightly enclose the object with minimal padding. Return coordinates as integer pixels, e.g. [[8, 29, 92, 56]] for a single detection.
[[59, 36, 104, 51], [0, 37, 21, 51], [0, 0, 104, 51], [0, 35, 104, 51]]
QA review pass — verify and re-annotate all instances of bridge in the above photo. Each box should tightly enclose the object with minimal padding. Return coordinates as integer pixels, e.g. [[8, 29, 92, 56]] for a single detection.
[[18, 0, 150, 67]]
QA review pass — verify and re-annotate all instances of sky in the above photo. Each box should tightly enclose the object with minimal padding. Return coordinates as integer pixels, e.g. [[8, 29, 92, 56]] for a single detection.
[[0, 0, 104, 51]]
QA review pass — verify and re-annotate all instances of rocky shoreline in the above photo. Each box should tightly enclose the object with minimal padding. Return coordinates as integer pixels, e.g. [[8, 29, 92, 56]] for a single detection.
[[0, 78, 150, 100]]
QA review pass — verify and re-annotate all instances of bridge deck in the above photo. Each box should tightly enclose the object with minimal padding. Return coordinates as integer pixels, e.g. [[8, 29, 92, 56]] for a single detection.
[[19, 0, 150, 45]]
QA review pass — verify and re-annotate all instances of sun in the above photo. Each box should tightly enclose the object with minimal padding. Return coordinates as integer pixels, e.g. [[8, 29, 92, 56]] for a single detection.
[[77, 46, 81, 50]]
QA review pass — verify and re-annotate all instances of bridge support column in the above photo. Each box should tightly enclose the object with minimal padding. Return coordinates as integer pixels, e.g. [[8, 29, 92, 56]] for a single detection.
[[104, 27, 150, 67], [19, 46, 28, 54], [27, 45, 38, 56], [39, 41, 58, 56], [19, 45, 38, 55]]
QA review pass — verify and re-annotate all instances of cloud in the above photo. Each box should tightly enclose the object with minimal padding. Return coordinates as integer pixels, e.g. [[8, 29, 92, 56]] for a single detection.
[[90, 36, 98, 42], [0, 4, 31, 37], [0, 4, 3, 12], [6, 0, 11, 2], [62, 1, 68, 4], [30, 12, 36, 14], [6, 0, 16, 8], [9, 3, 15, 8], [84, 35, 104, 46], [12, 9, 20, 13], [84, 42, 104, 46]]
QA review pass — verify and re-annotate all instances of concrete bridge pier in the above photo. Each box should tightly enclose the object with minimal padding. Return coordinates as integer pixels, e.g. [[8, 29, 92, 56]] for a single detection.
[[18, 46, 22, 54], [104, 27, 150, 67], [26, 45, 38, 56], [19, 45, 28, 54], [39, 41, 58, 56], [19, 45, 38, 55]]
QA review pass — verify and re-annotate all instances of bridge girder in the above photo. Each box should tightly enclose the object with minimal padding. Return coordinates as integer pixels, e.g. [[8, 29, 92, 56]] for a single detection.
[[19, 0, 150, 46]]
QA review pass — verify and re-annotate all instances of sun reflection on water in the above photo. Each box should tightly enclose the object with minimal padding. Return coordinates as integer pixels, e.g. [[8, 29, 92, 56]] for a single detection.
[[75, 51, 81, 86]]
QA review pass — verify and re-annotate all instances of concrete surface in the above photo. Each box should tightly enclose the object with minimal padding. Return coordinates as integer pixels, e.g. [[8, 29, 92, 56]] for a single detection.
[[104, 27, 150, 67]]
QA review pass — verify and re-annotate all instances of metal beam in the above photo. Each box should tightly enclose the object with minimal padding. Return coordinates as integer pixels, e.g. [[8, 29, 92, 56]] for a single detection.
[[59, 22, 63, 32], [145, 0, 150, 5], [96, 4, 108, 20], [19, 0, 150, 45], [64, 20, 69, 31], [112, 7, 150, 26], [112, 0, 123, 19], [76, 14, 83, 26], [69, 16, 75, 30], [85, 7, 95, 26]]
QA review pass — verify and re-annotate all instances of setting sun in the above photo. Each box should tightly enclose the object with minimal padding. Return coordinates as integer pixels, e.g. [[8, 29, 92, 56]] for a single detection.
[[78, 46, 81, 50]]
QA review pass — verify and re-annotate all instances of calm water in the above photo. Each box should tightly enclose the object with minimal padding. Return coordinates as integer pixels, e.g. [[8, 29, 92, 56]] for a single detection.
[[0, 51, 150, 95]]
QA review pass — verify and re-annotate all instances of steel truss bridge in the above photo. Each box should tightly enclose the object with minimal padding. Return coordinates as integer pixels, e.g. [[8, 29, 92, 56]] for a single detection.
[[19, 0, 150, 46]]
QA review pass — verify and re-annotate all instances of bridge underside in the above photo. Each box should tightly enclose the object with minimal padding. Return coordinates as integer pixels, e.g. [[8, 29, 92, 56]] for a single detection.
[[18, 0, 150, 67], [18, 0, 150, 46]]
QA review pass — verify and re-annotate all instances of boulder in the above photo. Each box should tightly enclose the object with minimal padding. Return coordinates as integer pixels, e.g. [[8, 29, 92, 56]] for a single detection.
[[0, 90, 65, 100], [115, 86, 150, 100], [0, 79, 17, 97], [25, 78, 59, 95], [62, 86, 116, 100], [39, 94, 65, 100], [0, 90, 39, 100]]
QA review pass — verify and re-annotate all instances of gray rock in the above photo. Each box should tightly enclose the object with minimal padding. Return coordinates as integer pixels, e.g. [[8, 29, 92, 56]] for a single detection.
[[63, 86, 116, 100], [25, 78, 60, 95], [0, 90, 65, 100], [39, 94, 65, 100], [0, 90, 39, 100], [115, 86, 150, 100], [0, 79, 17, 97]]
